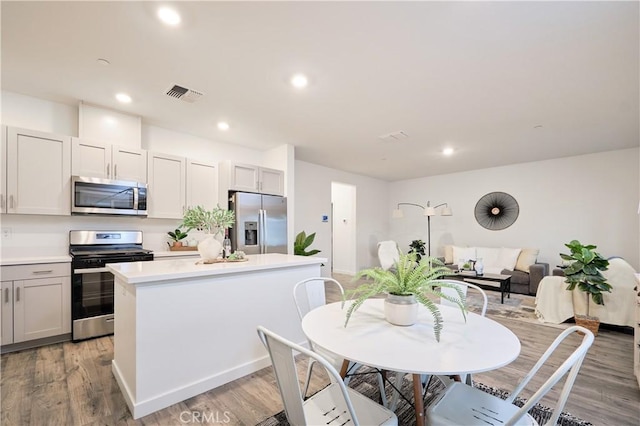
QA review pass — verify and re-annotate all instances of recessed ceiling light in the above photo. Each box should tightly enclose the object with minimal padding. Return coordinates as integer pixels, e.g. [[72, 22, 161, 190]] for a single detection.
[[96, 58, 110, 66], [217, 122, 230, 131], [158, 7, 181, 26], [442, 147, 454, 156], [291, 73, 308, 89], [115, 93, 132, 103]]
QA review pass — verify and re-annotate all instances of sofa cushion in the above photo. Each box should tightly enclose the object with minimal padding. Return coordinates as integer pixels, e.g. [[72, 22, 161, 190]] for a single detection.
[[476, 247, 501, 270], [515, 248, 539, 273], [452, 246, 475, 265], [499, 247, 521, 271]]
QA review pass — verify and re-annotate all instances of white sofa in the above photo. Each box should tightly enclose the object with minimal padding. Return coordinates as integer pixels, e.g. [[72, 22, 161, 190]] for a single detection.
[[535, 257, 638, 327], [443, 245, 549, 296]]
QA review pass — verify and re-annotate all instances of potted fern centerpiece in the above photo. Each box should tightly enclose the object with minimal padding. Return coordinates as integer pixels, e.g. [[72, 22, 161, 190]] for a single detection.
[[343, 252, 466, 341], [181, 205, 235, 261], [560, 239, 611, 335]]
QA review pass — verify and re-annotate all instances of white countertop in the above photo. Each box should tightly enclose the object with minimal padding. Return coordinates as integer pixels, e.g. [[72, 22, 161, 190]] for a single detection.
[[151, 250, 200, 258], [0, 249, 71, 266], [107, 253, 327, 284]]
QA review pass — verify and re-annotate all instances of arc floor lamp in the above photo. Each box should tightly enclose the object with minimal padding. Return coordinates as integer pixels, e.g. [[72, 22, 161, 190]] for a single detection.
[[392, 201, 453, 257]]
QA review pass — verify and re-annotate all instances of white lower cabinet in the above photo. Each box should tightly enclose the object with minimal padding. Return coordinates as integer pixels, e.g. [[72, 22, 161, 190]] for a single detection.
[[0, 263, 71, 346]]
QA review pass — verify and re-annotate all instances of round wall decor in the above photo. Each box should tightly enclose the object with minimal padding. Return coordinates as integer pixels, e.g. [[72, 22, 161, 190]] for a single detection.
[[474, 192, 519, 230]]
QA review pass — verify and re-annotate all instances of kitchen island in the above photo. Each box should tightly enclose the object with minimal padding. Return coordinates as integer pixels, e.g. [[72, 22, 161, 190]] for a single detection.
[[107, 253, 326, 419]]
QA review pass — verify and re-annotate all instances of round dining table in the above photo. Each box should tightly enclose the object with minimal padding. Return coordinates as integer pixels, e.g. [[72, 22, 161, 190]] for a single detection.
[[301, 298, 521, 426]]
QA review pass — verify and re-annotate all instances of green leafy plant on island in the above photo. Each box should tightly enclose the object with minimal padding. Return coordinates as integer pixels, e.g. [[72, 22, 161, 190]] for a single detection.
[[167, 228, 189, 246], [294, 231, 321, 256], [181, 205, 235, 236], [343, 252, 466, 342], [560, 239, 611, 317]]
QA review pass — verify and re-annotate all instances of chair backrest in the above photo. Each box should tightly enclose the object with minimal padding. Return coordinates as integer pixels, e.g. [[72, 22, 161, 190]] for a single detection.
[[434, 279, 488, 317], [257, 325, 359, 425], [293, 277, 344, 320], [505, 325, 594, 426], [377, 241, 400, 270]]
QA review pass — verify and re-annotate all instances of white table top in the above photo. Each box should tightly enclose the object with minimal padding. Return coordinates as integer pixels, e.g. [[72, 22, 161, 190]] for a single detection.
[[302, 298, 521, 375]]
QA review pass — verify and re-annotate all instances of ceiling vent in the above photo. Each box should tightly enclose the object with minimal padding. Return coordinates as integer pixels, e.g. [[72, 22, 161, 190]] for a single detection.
[[165, 84, 204, 103], [378, 131, 409, 142]]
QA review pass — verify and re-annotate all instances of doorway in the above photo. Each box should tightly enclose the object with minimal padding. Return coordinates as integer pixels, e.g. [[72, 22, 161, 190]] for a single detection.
[[331, 182, 357, 275]]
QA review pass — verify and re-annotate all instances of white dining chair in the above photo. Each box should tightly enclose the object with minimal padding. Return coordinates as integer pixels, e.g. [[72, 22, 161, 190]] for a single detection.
[[257, 326, 398, 426], [293, 277, 387, 403], [426, 325, 594, 426], [377, 240, 400, 271]]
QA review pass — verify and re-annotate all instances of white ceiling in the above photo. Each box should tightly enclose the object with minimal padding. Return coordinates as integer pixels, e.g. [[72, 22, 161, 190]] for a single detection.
[[2, 1, 638, 181]]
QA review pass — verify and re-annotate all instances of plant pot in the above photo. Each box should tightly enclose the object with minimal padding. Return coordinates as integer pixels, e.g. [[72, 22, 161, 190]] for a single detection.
[[575, 314, 600, 336], [173, 241, 183, 248], [197, 234, 223, 261], [384, 294, 418, 326]]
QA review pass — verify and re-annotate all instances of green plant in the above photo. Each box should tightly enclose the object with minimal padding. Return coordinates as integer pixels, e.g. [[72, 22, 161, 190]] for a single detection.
[[294, 231, 321, 256], [167, 228, 189, 242], [560, 239, 611, 316], [343, 252, 466, 342], [181, 205, 235, 236], [408, 239, 426, 261]]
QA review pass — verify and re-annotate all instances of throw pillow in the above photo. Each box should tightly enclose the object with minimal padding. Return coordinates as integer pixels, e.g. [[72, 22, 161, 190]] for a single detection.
[[499, 247, 522, 271], [452, 246, 476, 266], [476, 247, 501, 270], [444, 245, 453, 264], [515, 248, 539, 273]]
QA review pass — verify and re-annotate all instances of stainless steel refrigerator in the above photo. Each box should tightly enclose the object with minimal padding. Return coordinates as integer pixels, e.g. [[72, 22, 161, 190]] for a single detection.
[[228, 192, 288, 254]]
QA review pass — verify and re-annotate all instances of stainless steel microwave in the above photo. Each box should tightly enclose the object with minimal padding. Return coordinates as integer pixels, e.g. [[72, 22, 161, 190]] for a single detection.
[[71, 176, 148, 216]]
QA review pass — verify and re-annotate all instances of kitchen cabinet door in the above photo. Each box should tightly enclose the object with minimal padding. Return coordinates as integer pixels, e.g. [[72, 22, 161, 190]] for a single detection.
[[186, 159, 218, 210], [112, 146, 147, 182], [147, 152, 185, 219], [1, 125, 6, 213], [6, 127, 71, 215], [12, 276, 71, 343], [71, 138, 110, 178], [1, 281, 13, 345], [258, 167, 285, 196], [229, 163, 260, 192]]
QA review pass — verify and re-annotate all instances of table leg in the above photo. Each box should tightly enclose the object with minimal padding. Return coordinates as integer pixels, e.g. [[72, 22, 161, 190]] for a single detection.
[[507, 277, 511, 299], [339, 359, 350, 379], [501, 280, 505, 304], [412, 374, 425, 426]]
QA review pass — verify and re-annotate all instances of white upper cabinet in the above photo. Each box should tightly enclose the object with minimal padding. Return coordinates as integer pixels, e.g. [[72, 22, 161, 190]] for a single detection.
[[5, 127, 71, 215], [186, 160, 218, 210], [1, 125, 6, 213], [147, 152, 186, 219], [72, 138, 147, 182], [222, 162, 284, 196]]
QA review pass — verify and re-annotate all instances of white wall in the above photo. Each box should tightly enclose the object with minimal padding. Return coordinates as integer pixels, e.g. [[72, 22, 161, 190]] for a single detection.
[[331, 182, 357, 275], [1, 91, 293, 256], [295, 160, 390, 275], [389, 148, 640, 270]]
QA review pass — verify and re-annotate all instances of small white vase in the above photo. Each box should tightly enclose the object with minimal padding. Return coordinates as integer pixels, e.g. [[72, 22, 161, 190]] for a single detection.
[[198, 234, 223, 261], [384, 294, 418, 326]]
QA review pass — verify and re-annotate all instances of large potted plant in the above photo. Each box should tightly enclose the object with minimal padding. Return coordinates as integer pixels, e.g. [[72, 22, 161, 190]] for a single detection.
[[343, 252, 466, 342], [559, 239, 611, 335], [181, 205, 235, 260]]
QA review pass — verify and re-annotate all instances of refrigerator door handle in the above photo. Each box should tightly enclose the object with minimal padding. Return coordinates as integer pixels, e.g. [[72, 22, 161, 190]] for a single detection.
[[262, 209, 268, 253]]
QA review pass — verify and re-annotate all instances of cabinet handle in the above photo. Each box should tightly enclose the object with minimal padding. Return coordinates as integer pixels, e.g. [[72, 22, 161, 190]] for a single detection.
[[32, 270, 53, 275], [1, 194, 4, 209], [107, 163, 111, 177], [15, 287, 20, 302], [9, 195, 14, 209], [4, 288, 8, 304], [114, 164, 118, 178]]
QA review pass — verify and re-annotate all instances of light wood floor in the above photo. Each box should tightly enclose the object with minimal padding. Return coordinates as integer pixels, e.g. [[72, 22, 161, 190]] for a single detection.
[[1, 278, 638, 425]]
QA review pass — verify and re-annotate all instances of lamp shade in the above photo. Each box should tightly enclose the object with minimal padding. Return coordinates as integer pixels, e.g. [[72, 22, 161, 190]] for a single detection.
[[441, 206, 453, 216], [424, 207, 436, 216], [392, 209, 404, 218]]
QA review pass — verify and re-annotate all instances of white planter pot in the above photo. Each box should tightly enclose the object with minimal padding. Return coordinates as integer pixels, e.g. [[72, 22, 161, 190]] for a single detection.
[[198, 234, 223, 261], [384, 294, 418, 326]]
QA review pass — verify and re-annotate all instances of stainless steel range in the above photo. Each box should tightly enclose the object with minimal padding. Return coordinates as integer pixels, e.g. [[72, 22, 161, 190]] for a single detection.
[[69, 230, 153, 341]]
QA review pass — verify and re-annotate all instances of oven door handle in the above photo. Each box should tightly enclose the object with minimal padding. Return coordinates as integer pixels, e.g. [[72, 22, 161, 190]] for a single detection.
[[73, 267, 112, 274]]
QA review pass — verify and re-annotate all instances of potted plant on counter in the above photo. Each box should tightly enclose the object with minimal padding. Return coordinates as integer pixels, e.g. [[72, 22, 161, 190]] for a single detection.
[[167, 227, 189, 248], [181, 205, 235, 260], [560, 239, 611, 335], [343, 252, 466, 341]]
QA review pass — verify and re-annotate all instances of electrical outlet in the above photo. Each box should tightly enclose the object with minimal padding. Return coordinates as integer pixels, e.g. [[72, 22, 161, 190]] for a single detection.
[[2, 228, 12, 239]]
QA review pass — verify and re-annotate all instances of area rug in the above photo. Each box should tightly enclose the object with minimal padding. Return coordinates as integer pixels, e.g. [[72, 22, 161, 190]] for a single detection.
[[255, 368, 592, 426]]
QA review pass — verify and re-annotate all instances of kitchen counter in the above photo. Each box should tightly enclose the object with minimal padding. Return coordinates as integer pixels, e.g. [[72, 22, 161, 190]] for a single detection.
[[0, 253, 71, 266], [108, 253, 326, 419]]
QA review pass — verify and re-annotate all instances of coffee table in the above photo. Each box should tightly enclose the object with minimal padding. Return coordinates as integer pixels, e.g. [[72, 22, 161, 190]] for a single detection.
[[448, 271, 512, 303]]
